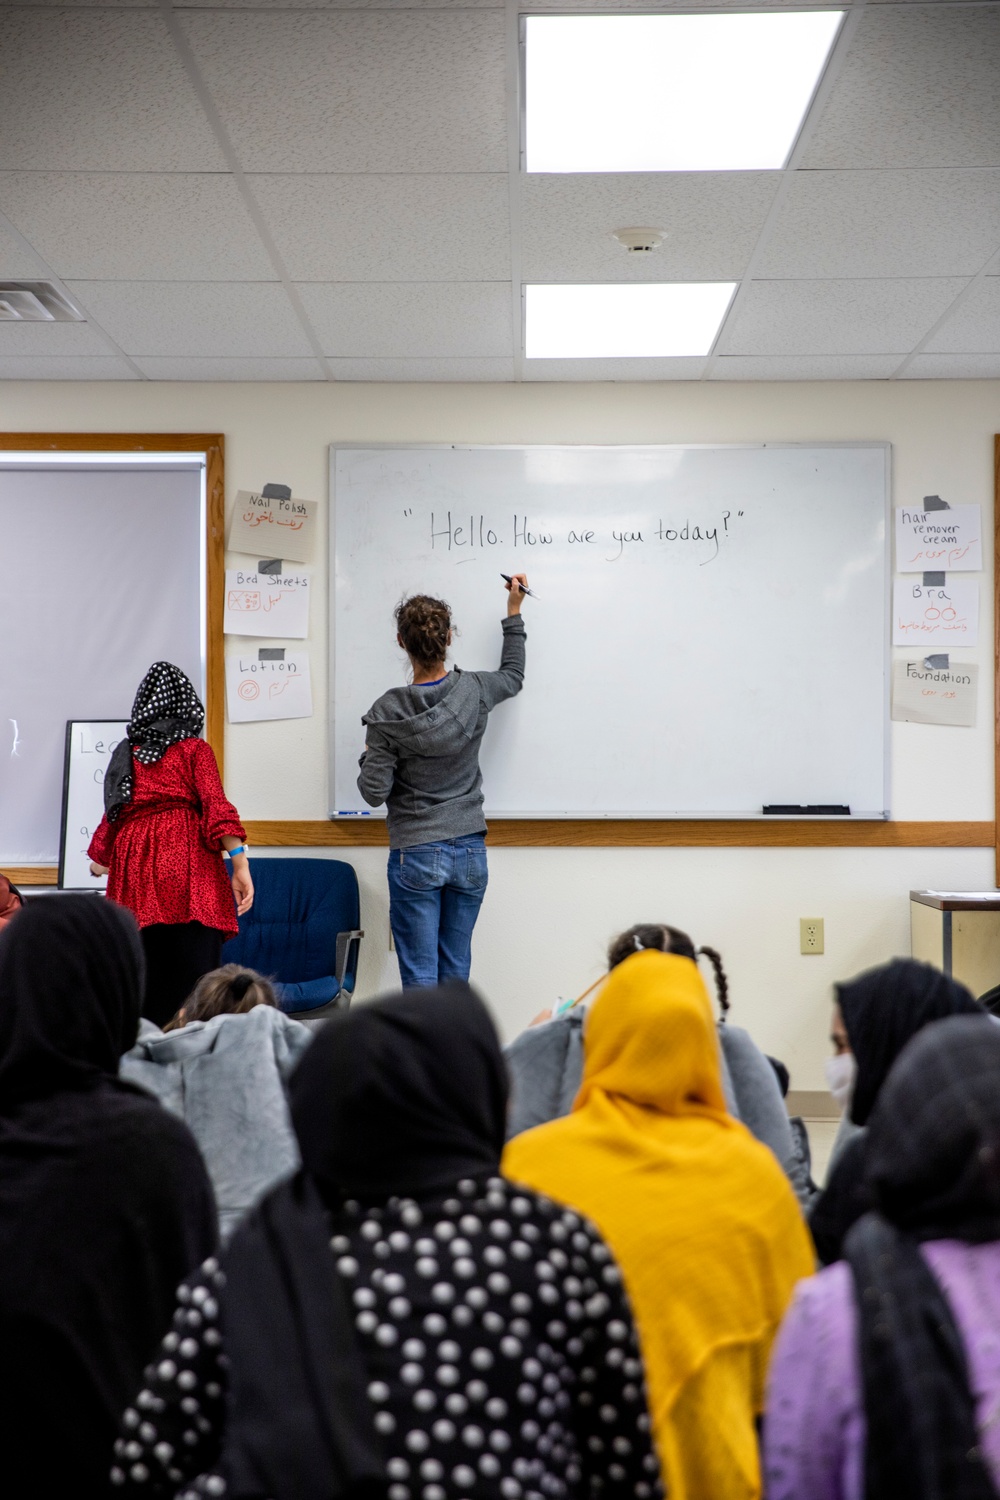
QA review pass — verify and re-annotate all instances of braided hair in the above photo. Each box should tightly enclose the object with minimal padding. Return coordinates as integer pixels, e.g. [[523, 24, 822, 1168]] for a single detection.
[[395, 594, 453, 671], [607, 923, 730, 1016]]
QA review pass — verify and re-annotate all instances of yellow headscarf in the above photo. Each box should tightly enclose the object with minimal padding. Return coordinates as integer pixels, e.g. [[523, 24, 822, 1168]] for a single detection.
[[503, 950, 814, 1500]]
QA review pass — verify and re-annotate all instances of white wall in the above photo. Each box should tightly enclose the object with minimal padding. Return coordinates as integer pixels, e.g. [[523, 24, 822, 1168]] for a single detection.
[[3, 378, 998, 1085]]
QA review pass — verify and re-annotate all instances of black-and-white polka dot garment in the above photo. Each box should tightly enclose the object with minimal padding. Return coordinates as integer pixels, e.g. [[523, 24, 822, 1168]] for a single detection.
[[112, 1176, 663, 1500]]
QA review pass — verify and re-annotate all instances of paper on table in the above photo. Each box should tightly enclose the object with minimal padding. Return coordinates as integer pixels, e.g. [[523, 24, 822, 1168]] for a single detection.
[[226, 651, 313, 722], [223, 567, 309, 639], [229, 490, 317, 563], [892, 578, 978, 645], [895, 505, 982, 572], [891, 659, 978, 726], [922, 892, 1000, 900]]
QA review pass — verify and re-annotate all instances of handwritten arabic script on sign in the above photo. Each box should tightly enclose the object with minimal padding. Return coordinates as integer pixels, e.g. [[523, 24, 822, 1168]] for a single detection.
[[894, 505, 981, 572], [223, 568, 310, 638], [225, 652, 313, 723], [892, 578, 979, 645], [228, 489, 317, 562]]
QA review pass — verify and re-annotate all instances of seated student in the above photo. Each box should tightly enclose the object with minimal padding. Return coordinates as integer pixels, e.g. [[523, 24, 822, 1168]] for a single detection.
[[808, 958, 982, 1265], [0, 873, 23, 928], [766, 1014, 1000, 1500], [0, 895, 216, 1498], [112, 982, 662, 1500], [505, 922, 811, 1206], [121, 964, 312, 1239], [504, 949, 814, 1500]]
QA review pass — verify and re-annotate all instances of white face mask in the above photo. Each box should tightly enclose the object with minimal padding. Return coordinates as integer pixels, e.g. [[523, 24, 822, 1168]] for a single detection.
[[824, 1052, 856, 1110]]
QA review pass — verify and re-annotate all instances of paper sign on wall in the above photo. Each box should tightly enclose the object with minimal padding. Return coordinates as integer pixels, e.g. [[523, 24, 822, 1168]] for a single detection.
[[895, 505, 982, 572], [226, 652, 313, 723], [223, 568, 310, 639], [891, 660, 978, 726], [892, 578, 978, 645], [229, 490, 317, 562]]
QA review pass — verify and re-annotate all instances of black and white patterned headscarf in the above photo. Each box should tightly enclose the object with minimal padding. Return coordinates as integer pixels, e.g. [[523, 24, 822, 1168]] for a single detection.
[[104, 662, 204, 822]]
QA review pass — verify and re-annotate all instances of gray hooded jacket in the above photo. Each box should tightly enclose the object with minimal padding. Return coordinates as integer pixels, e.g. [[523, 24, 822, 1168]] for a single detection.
[[358, 615, 526, 849], [121, 1006, 312, 1239], [504, 1009, 815, 1209]]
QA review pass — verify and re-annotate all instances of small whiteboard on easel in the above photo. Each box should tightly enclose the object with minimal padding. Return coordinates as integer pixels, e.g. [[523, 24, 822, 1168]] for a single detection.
[[59, 721, 128, 890]]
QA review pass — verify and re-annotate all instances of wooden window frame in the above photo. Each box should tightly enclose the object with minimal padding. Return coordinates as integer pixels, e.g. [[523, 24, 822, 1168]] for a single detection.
[[1, 433, 224, 885]]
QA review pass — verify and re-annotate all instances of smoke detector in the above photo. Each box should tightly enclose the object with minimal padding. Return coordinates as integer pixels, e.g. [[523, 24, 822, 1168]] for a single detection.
[[0, 281, 85, 321], [611, 227, 666, 254]]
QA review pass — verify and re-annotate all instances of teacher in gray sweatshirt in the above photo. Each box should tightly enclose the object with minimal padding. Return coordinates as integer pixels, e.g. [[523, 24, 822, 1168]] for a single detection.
[[358, 575, 528, 988]]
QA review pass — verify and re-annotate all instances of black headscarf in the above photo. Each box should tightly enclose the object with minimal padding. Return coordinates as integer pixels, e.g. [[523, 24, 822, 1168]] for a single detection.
[[0, 896, 217, 1496], [104, 660, 205, 822], [811, 959, 985, 1264], [846, 1015, 1000, 1500], [219, 982, 507, 1500], [290, 980, 509, 1202], [838, 957, 982, 1126]]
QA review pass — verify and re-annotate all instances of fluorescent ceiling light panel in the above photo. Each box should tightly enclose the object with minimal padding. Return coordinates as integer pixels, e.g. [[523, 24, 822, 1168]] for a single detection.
[[525, 283, 736, 359], [525, 12, 843, 172]]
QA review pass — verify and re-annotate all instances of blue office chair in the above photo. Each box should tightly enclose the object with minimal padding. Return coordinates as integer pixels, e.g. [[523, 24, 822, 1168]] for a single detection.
[[221, 857, 363, 1019]]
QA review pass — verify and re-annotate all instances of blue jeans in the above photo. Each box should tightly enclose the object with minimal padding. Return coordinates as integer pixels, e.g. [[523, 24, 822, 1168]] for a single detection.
[[387, 833, 488, 989]]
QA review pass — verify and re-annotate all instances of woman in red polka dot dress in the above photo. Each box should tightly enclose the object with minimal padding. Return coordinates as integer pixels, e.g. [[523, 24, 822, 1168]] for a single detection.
[[88, 662, 253, 1027]]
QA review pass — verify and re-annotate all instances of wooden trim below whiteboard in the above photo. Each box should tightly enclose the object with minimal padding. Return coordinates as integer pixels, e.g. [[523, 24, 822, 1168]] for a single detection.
[[0, 432, 226, 767], [8, 820, 992, 884], [241, 819, 996, 849]]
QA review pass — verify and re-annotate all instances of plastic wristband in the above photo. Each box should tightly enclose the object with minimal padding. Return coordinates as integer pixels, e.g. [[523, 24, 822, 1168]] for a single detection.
[[224, 844, 248, 860]]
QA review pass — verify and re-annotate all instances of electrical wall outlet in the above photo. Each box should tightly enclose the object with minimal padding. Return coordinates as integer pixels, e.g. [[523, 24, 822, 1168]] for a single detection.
[[800, 918, 824, 955]]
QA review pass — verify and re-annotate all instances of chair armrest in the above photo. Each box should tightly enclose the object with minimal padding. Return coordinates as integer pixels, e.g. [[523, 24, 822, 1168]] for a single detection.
[[335, 928, 365, 1000]]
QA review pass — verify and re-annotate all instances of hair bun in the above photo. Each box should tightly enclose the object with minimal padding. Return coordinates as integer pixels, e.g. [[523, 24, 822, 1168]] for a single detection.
[[230, 972, 254, 1001]]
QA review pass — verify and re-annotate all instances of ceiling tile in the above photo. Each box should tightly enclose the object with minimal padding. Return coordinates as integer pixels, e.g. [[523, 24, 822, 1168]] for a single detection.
[[0, 356, 137, 379], [2, 13, 226, 171], [251, 175, 510, 282], [183, 0, 499, 7], [7, 0, 154, 6], [521, 0, 823, 7], [181, 11, 507, 173], [758, 169, 1000, 279], [297, 282, 512, 357], [901, 354, 1000, 379], [0, 218, 49, 278], [0, 319, 116, 356], [325, 358, 515, 381], [524, 356, 707, 380], [62, 282, 314, 357], [923, 277, 1000, 353], [521, 174, 779, 282], [803, 8, 1000, 169], [717, 278, 968, 356], [0, 173, 274, 281], [134, 357, 326, 380], [710, 355, 900, 380]]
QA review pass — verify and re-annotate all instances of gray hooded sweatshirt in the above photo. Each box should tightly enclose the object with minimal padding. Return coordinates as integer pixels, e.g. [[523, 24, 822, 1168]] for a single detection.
[[358, 614, 526, 849], [121, 1006, 312, 1239]]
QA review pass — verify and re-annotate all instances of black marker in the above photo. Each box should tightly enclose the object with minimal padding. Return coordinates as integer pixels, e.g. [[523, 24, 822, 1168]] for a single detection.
[[501, 573, 537, 598]]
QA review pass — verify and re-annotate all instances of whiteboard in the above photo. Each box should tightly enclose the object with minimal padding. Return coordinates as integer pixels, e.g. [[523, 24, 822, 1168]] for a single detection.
[[331, 445, 890, 818], [0, 457, 205, 862], [59, 721, 128, 890]]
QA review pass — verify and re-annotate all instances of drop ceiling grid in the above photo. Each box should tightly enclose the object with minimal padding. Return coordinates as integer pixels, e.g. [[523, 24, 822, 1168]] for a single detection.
[[0, 1, 999, 378]]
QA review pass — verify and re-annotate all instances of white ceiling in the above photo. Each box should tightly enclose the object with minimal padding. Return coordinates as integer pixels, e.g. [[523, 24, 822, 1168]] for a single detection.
[[0, 1, 998, 382]]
